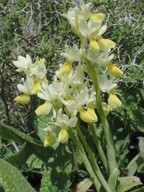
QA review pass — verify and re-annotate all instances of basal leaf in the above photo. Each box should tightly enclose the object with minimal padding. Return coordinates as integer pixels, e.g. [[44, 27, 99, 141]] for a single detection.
[[0, 124, 41, 145], [31, 144, 54, 162], [1, 126, 55, 165], [5, 142, 54, 164], [0, 124, 23, 144], [0, 159, 36, 192], [4, 142, 33, 167]]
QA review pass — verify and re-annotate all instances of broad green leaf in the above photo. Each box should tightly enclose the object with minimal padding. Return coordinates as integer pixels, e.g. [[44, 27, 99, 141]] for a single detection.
[[117, 176, 142, 192], [26, 154, 43, 169], [0, 159, 36, 192], [0, 124, 54, 163], [75, 178, 93, 192], [5, 142, 54, 164], [0, 124, 23, 144], [31, 144, 54, 162], [4, 142, 33, 167], [40, 144, 73, 192], [0, 124, 41, 145]]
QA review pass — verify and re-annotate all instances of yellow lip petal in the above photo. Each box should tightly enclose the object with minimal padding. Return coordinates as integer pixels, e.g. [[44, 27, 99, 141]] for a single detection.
[[35, 102, 52, 116], [57, 60, 72, 76], [32, 81, 40, 94], [58, 128, 69, 144], [89, 13, 105, 22], [14, 94, 30, 104], [108, 63, 123, 77], [79, 107, 98, 123], [44, 133, 56, 147], [98, 38, 116, 51], [90, 39, 100, 52], [108, 93, 122, 109]]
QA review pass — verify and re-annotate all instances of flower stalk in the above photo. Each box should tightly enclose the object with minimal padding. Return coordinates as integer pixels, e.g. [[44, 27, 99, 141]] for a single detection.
[[88, 123, 108, 174], [86, 60, 118, 175], [76, 125, 113, 192], [68, 128, 101, 191]]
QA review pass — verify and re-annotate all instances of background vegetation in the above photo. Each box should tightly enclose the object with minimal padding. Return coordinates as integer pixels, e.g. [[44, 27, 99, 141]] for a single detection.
[[0, 0, 144, 191]]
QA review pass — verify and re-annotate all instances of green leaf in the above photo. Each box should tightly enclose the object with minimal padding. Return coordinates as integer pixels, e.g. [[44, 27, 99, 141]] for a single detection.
[[31, 144, 54, 163], [75, 178, 93, 192], [40, 144, 73, 192], [0, 124, 41, 145], [108, 168, 119, 191], [5, 142, 54, 164], [0, 159, 36, 192], [4, 142, 33, 167], [26, 154, 43, 169], [117, 176, 142, 192], [126, 154, 144, 176], [0, 124, 54, 163], [0, 124, 23, 144]]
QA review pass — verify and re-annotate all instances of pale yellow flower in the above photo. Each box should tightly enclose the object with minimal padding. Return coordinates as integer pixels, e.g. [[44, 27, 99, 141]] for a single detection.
[[13, 54, 32, 72], [30, 57, 46, 80]]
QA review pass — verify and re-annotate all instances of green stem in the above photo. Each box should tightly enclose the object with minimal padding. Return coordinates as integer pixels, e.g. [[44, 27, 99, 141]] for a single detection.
[[76, 125, 113, 192], [68, 128, 101, 191], [89, 124, 108, 174], [86, 61, 118, 174]]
